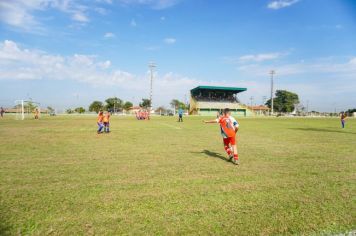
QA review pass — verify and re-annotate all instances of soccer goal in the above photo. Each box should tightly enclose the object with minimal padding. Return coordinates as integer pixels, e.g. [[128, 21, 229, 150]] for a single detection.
[[14, 100, 41, 120]]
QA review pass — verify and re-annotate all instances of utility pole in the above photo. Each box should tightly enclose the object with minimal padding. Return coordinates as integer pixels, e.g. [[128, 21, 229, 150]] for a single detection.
[[306, 100, 309, 115], [262, 96, 267, 105], [270, 70, 275, 115], [148, 62, 156, 112], [250, 96, 254, 107]]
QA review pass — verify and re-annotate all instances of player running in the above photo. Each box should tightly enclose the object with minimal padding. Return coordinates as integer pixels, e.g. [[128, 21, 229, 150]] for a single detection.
[[204, 108, 240, 165], [103, 111, 110, 133], [340, 112, 347, 128], [97, 110, 104, 134]]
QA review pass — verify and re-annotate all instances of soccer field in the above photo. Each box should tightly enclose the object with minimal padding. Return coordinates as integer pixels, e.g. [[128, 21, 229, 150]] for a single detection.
[[0, 115, 355, 235]]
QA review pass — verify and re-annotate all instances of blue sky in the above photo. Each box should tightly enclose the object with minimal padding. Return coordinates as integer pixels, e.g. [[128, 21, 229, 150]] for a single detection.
[[0, 0, 355, 111]]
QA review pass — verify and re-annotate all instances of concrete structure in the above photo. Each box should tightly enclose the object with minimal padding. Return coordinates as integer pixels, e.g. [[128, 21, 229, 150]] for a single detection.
[[127, 106, 141, 114], [248, 105, 270, 115], [189, 86, 254, 116]]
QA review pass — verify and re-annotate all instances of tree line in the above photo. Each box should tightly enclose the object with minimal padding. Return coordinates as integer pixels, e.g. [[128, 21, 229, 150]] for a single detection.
[[66, 97, 188, 114]]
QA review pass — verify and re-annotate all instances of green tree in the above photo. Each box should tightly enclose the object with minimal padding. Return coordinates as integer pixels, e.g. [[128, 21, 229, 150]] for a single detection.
[[346, 108, 356, 115], [155, 106, 166, 114], [123, 101, 133, 111], [74, 107, 86, 114], [139, 99, 151, 108], [66, 108, 74, 114], [170, 99, 186, 110], [47, 106, 54, 113], [105, 97, 123, 112], [265, 90, 299, 113], [24, 101, 37, 112], [89, 101, 104, 113]]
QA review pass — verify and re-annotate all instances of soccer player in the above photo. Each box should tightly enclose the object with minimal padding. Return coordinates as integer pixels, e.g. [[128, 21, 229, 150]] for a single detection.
[[0, 107, 4, 118], [97, 110, 104, 134], [340, 112, 347, 128], [103, 111, 110, 133], [34, 108, 39, 119], [178, 108, 183, 122], [204, 108, 240, 165]]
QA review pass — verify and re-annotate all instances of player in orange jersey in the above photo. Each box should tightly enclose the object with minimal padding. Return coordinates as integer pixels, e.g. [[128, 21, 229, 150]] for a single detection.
[[34, 108, 40, 119], [103, 111, 111, 133], [97, 110, 104, 134], [204, 108, 240, 165]]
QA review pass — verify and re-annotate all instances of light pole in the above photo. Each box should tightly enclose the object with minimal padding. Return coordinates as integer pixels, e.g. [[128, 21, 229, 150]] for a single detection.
[[262, 96, 267, 105], [270, 70, 275, 115], [250, 96, 254, 107], [148, 62, 156, 112]]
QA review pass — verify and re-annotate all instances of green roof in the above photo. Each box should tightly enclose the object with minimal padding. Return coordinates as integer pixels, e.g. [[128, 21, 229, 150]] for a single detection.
[[191, 86, 247, 93]]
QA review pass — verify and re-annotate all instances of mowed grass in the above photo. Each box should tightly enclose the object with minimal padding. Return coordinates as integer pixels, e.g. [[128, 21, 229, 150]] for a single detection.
[[0, 115, 355, 235]]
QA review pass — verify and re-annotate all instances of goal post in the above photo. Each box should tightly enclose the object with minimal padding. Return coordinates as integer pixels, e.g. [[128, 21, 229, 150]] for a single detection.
[[14, 100, 41, 120]]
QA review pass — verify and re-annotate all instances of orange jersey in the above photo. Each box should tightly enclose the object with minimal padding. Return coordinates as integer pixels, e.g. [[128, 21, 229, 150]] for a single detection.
[[218, 115, 236, 138], [97, 114, 104, 123], [103, 114, 110, 123]]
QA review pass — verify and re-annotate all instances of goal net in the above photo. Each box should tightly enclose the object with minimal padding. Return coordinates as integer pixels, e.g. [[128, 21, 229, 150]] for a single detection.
[[14, 100, 41, 120]]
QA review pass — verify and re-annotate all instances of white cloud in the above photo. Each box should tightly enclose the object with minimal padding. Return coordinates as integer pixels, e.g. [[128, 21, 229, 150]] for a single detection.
[[94, 7, 108, 15], [237, 52, 283, 63], [236, 57, 356, 77], [2, 40, 354, 111], [0, 40, 247, 107], [224, 50, 293, 64], [349, 57, 356, 65], [0, 40, 117, 83], [130, 19, 137, 27], [164, 38, 176, 44], [267, 0, 300, 10], [104, 32, 115, 38], [233, 57, 356, 111], [0, 0, 90, 30], [0, 1, 42, 30], [145, 46, 160, 51], [160, 16, 165, 21], [72, 11, 89, 22]]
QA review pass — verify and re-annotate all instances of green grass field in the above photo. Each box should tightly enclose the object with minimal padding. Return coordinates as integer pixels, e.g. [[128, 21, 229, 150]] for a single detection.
[[0, 115, 355, 235]]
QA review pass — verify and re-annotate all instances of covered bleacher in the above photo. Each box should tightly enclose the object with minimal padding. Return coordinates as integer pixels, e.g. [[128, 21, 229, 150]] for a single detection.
[[189, 86, 253, 116]]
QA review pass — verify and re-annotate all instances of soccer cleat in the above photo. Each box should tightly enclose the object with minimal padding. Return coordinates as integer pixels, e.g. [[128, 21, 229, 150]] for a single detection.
[[232, 158, 240, 165], [228, 154, 234, 161]]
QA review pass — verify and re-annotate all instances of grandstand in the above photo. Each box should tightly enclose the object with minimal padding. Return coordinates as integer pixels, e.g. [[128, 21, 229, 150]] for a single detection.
[[189, 86, 254, 116]]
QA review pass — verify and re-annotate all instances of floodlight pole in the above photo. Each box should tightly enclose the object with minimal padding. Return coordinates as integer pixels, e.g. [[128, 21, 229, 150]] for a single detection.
[[148, 62, 156, 112], [270, 70, 275, 115], [21, 100, 24, 120], [250, 96, 254, 107]]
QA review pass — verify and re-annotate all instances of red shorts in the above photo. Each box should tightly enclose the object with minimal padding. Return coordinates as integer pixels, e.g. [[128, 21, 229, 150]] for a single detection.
[[223, 136, 236, 146]]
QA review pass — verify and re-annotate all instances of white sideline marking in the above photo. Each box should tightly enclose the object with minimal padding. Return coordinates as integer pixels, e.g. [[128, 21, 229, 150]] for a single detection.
[[161, 123, 182, 130]]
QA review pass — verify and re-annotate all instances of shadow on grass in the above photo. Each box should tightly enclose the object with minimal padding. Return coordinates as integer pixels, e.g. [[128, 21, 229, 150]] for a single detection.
[[0, 208, 13, 236], [290, 127, 356, 135], [191, 150, 230, 163]]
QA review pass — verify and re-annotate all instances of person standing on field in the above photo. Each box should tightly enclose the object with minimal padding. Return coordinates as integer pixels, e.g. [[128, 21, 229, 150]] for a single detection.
[[178, 108, 183, 122], [103, 111, 110, 133], [204, 108, 240, 165], [97, 110, 104, 134], [340, 112, 347, 128], [34, 108, 39, 119], [0, 107, 4, 118]]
